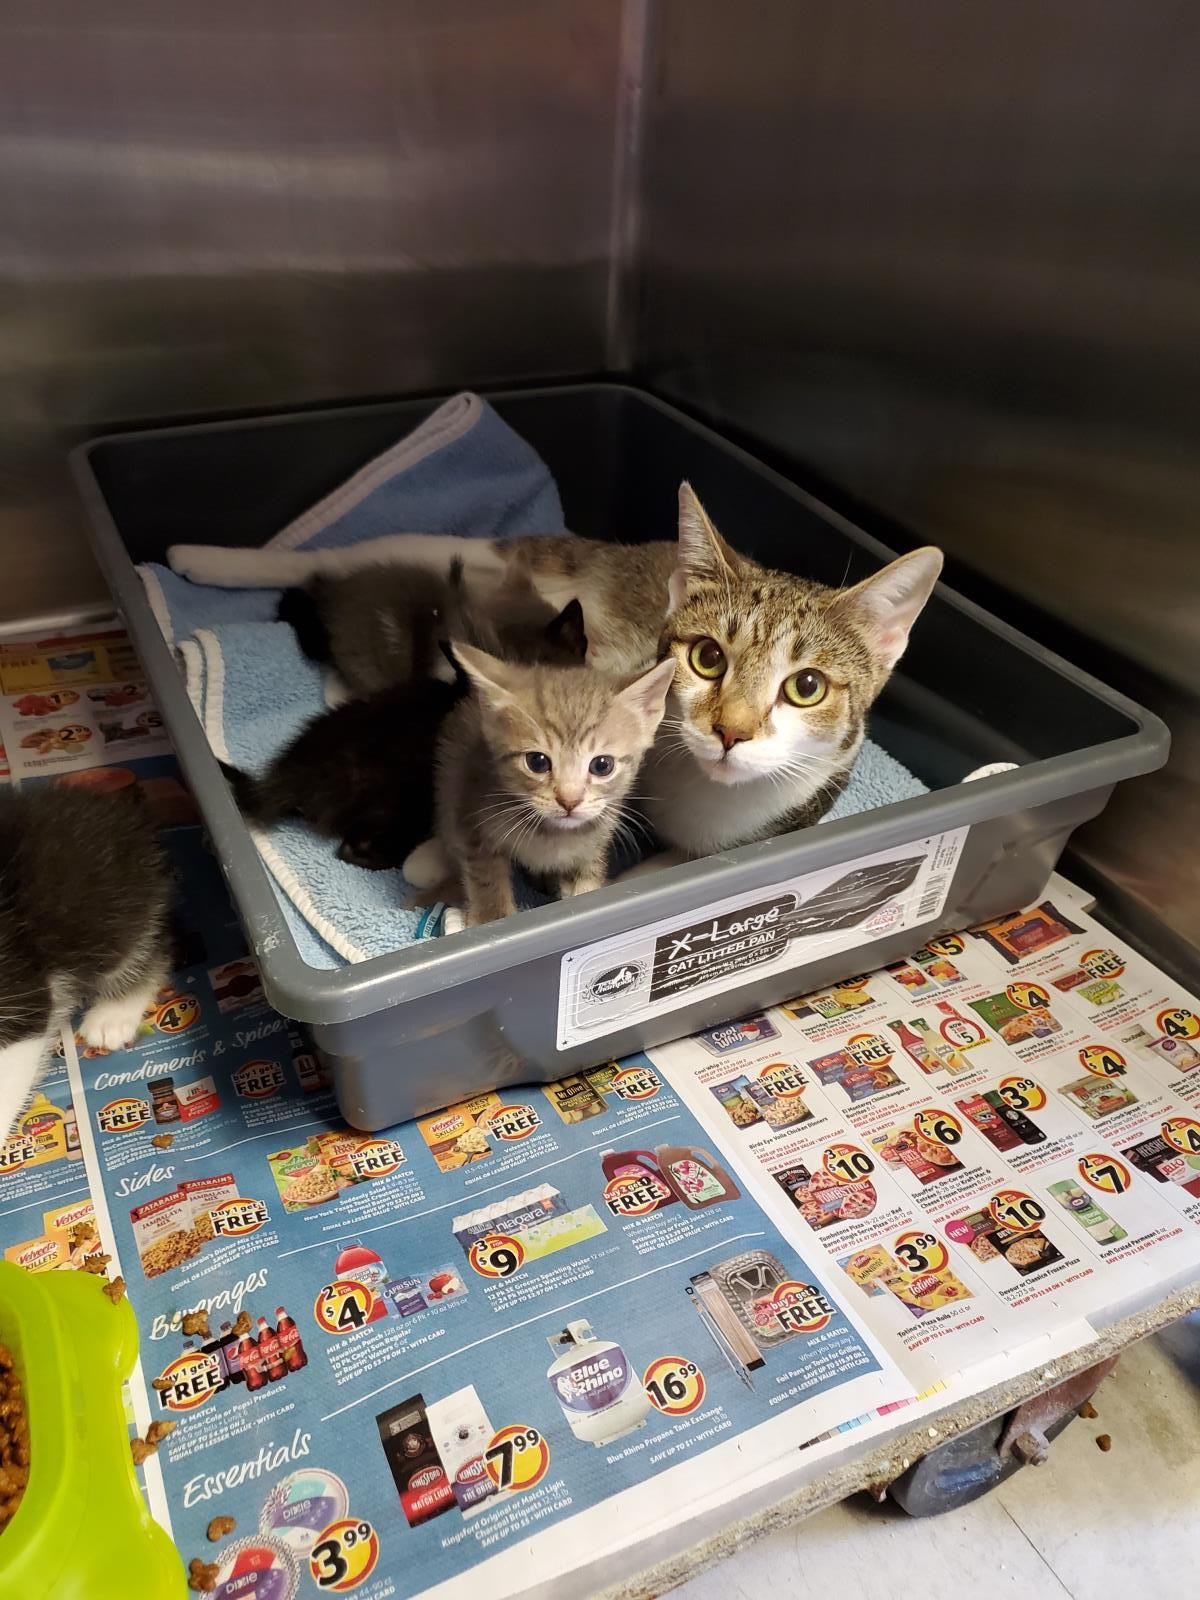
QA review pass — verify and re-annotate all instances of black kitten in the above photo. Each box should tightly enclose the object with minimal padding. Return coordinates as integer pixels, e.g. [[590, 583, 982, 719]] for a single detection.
[[278, 551, 576, 698], [0, 786, 170, 1138], [227, 599, 588, 870]]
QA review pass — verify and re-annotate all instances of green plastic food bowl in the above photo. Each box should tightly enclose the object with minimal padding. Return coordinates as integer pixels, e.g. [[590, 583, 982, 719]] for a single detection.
[[0, 1262, 186, 1597]]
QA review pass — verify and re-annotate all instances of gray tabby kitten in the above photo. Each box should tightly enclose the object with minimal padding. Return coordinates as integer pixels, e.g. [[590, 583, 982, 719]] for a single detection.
[[431, 646, 675, 927], [281, 545, 574, 696], [0, 787, 170, 1141], [169, 488, 941, 858]]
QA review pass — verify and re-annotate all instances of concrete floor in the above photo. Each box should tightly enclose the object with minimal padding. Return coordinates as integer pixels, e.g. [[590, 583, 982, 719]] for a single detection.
[[674, 1313, 1200, 1600]]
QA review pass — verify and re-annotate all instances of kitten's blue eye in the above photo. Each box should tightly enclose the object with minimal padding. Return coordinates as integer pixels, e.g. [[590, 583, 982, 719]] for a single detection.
[[525, 751, 552, 774], [589, 755, 615, 777]]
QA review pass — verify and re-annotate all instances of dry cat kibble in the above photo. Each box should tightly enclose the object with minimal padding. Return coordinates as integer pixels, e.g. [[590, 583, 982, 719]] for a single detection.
[[181, 1309, 210, 1338], [189, 1556, 220, 1592], [1096, 1433, 1113, 1452], [207, 1515, 237, 1542], [69, 1221, 96, 1247], [232, 1310, 252, 1336], [146, 1419, 177, 1446], [1079, 1400, 1099, 1419], [130, 1437, 155, 1466], [151, 1133, 175, 1149], [0, 1345, 30, 1533], [102, 1275, 127, 1304], [81, 1253, 112, 1275]]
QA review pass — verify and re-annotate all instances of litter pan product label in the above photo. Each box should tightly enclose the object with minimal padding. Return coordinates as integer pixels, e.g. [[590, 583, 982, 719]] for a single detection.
[[557, 830, 968, 1049]]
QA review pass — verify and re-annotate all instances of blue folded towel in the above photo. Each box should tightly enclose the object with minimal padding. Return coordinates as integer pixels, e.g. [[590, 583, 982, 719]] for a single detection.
[[144, 393, 565, 966], [826, 739, 927, 821], [141, 392, 564, 647], [145, 390, 929, 969]]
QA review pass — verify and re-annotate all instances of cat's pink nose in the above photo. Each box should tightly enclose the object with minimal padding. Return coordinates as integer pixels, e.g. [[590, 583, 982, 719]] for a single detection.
[[713, 724, 750, 752], [556, 790, 582, 814]]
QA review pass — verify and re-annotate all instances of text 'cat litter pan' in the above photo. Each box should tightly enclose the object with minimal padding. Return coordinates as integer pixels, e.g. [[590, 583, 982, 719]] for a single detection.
[[71, 385, 1168, 1130]]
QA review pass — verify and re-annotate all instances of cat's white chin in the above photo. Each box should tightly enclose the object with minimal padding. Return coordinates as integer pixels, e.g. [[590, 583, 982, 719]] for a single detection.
[[542, 813, 593, 831], [701, 755, 762, 786]]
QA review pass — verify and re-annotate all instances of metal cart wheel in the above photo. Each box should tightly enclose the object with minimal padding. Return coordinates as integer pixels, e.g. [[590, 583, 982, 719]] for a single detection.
[[882, 1355, 1116, 1517]]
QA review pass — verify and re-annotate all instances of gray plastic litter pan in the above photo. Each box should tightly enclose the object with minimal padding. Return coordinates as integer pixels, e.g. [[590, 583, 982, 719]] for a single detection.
[[71, 384, 1169, 1130]]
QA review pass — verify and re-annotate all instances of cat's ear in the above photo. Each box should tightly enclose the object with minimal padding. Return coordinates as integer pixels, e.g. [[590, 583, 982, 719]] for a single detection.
[[831, 548, 943, 671], [618, 657, 677, 727], [447, 642, 519, 706], [544, 598, 588, 661], [669, 483, 742, 613]]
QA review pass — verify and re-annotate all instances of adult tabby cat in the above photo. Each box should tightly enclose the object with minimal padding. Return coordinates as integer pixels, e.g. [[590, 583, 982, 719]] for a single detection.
[[170, 487, 942, 857]]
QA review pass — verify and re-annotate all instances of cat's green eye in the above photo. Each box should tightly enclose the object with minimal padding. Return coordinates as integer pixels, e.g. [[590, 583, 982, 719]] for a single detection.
[[688, 638, 727, 680], [782, 668, 828, 707], [525, 751, 552, 774]]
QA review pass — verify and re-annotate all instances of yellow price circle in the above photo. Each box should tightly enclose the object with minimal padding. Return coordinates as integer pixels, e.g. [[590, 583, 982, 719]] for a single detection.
[[1161, 1116, 1200, 1157], [822, 1142, 875, 1183], [997, 1076, 1047, 1112], [309, 1519, 380, 1591], [989, 1188, 1046, 1232], [643, 1356, 706, 1416], [914, 1108, 962, 1146], [1078, 1153, 1132, 1195], [468, 1232, 525, 1278], [484, 1425, 550, 1493], [1157, 1007, 1200, 1042], [893, 1230, 949, 1274], [1006, 982, 1050, 1011], [1079, 1044, 1127, 1078], [313, 1279, 375, 1336], [153, 993, 200, 1034]]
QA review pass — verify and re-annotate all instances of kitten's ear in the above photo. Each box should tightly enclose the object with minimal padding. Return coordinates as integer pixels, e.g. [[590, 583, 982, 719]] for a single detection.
[[544, 598, 588, 661], [669, 483, 742, 613], [831, 548, 943, 671], [447, 642, 519, 705], [618, 657, 677, 727]]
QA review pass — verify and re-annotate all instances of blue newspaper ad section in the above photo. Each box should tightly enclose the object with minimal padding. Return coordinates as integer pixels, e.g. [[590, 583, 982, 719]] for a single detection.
[[58, 817, 896, 1595], [0, 1045, 93, 1270]]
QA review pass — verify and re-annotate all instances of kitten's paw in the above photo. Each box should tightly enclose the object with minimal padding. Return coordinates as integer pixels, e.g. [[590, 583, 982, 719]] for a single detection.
[[167, 545, 303, 588], [167, 544, 236, 584], [441, 906, 465, 936], [79, 995, 152, 1052], [961, 761, 1019, 783], [403, 838, 448, 891]]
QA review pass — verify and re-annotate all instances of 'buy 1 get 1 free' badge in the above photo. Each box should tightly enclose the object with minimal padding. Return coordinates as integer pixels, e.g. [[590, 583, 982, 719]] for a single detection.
[[96, 1097, 150, 1134]]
